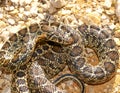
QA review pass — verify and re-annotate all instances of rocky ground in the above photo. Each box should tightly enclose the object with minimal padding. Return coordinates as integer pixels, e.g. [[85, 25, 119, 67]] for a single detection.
[[0, 0, 120, 93]]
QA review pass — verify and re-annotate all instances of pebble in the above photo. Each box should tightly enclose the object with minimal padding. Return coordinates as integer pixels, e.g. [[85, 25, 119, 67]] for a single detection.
[[9, 9, 19, 15], [7, 18, 15, 25], [51, 0, 66, 9], [60, 10, 72, 15], [24, 0, 32, 5], [114, 29, 120, 38], [114, 38, 120, 46], [19, 7, 24, 13], [10, 0, 19, 4], [104, 0, 112, 8], [11, 0, 32, 6], [48, 6, 57, 14], [108, 23, 116, 29], [0, 21, 6, 28], [105, 7, 115, 15], [25, 5, 31, 11], [30, 6, 38, 16], [117, 69, 120, 73], [5, 6, 15, 11], [0, 13, 3, 19], [116, 0, 120, 22], [85, 12, 101, 25], [101, 14, 107, 20]]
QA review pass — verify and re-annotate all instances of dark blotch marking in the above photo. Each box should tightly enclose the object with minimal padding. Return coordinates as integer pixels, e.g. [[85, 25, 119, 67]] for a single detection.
[[90, 28, 98, 37], [49, 63, 56, 69], [37, 58, 46, 66], [42, 45, 49, 50], [36, 48, 42, 54], [9, 64, 17, 71], [52, 45, 64, 53], [104, 62, 115, 73], [32, 52, 38, 58], [43, 51, 55, 61], [19, 86, 28, 92], [90, 25, 100, 31], [16, 71, 25, 77], [12, 43, 19, 48], [70, 46, 82, 57], [16, 79, 26, 85], [2, 42, 10, 49], [91, 35, 97, 44], [70, 33, 79, 44], [106, 51, 119, 61], [23, 34, 29, 43], [0, 51, 5, 57], [78, 24, 88, 34], [29, 24, 39, 33], [9, 34, 18, 42], [82, 66, 92, 78], [99, 30, 109, 39], [19, 65, 27, 70], [104, 39, 116, 49], [74, 58, 85, 68], [94, 67, 105, 79], [18, 28, 27, 37]]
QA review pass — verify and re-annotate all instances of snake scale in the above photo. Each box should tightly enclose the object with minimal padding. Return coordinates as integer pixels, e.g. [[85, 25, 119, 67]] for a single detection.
[[0, 20, 119, 93]]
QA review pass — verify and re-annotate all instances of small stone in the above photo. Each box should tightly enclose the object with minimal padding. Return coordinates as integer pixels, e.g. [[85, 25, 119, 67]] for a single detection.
[[19, 7, 24, 13], [114, 38, 120, 46], [108, 23, 116, 30], [24, 11, 31, 16], [9, 9, 19, 15], [0, 21, 6, 28], [60, 10, 72, 15], [105, 7, 115, 15], [85, 12, 101, 25], [11, 0, 19, 4], [104, 0, 112, 9], [85, 8, 92, 13], [48, 6, 57, 14], [9, 6, 15, 11], [5, 6, 15, 11], [0, 13, 3, 19], [8, 18, 15, 25], [117, 69, 120, 73], [114, 29, 120, 38], [116, 0, 120, 22], [101, 14, 107, 20], [18, 13, 24, 19], [51, 0, 66, 9], [24, 0, 32, 5], [30, 6, 38, 15]]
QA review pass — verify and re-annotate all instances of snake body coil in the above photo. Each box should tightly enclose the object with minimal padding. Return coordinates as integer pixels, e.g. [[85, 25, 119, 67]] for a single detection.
[[0, 21, 119, 92]]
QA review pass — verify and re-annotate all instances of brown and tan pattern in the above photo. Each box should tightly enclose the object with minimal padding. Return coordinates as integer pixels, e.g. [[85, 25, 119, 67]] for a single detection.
[[0, 21, 70, 93], [0, 18, 119, 93]]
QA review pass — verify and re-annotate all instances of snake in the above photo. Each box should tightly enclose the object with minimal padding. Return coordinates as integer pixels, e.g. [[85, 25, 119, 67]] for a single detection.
[[0, 20, 119, 93]]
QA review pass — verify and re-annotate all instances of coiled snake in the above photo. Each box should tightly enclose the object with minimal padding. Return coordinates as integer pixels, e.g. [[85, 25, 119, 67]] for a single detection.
[[0, 20, 119, 93]]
